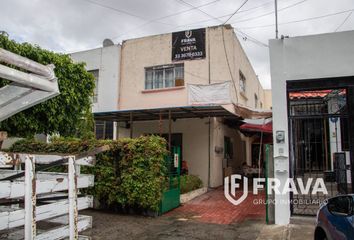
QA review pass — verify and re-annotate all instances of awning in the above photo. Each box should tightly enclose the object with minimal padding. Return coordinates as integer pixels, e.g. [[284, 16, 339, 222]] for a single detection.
[[94, 104, 272, 122], [240, 121, 273, 134], [252, 135, 273, 144], [94, 105, 241, 122], [222, 104, 272, 119]]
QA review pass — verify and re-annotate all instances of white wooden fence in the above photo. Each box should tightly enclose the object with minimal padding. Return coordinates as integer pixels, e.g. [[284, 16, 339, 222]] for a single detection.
[[0, 148, 105, 239]]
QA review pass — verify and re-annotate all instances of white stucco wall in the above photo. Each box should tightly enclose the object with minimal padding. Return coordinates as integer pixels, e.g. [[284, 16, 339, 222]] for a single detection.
[[115, 26, 266, 188], [70, 44, 121, 113], [269, 30, 354, 225], [210, 118, 247, 187], [119, 118, 210, 187], [116, 117, 247, 188], [263, 89, 272, 110]]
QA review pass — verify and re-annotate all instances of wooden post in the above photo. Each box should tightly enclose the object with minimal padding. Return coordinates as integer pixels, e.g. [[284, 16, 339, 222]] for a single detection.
[[168, 110, 172, 152], [68, 157, 78, 240], [130, 112, 133, 138], [24, 155, 36, 240]]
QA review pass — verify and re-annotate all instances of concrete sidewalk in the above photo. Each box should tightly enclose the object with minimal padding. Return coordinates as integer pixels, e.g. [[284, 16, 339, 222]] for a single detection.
[[82, 209, 315, 240], [257, 217, 315, 240]]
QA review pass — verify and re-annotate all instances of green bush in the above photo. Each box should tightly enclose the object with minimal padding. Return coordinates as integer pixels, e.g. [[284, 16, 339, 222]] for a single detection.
[[180, 175, 203, 194], [10, 135, 168, 212]]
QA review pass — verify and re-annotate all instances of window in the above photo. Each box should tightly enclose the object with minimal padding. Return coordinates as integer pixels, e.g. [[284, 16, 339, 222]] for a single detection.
[[254, 94, 258, 108], [89, 70, 99, 103], [239, 70, 246, 93], [327, 196, 352, 216], [95, 120, 113, 139], [145, 64, 184, 90]]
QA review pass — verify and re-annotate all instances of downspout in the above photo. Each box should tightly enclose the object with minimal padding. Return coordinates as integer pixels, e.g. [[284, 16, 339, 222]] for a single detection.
[[207, 27, 211, 188], [118, 42, 124, 110], [265, 144, 269, 224], [117, 42, 124, 138]]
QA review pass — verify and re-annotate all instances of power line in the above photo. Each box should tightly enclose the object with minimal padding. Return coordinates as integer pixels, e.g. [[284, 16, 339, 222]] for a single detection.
[[110, 0, 220, 41], [152, 0, 220, 23], [335, 11, 353, 32], [220, 0, 253, 104], [176, 0, 223, 24], [223, 0, 249, 24], [234, 29, 269, 48], [174, 0, 247, 103], [82, 0, 173, 26], [171, 0, 277, 30], [230, 0, 310, 25], [82, 0, 147, 20], [171, 0, 307, 31], [237, 9, 354, 30]]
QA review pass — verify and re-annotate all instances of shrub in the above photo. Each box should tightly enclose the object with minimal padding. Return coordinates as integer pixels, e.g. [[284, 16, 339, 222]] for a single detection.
[[180, 175, 203, 194], [9, 135, 168, 212]]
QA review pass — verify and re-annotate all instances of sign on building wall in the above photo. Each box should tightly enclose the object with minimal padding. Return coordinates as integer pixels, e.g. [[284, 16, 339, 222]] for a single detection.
[[172, 28, 206, 61], [188, 81, 231, 105]]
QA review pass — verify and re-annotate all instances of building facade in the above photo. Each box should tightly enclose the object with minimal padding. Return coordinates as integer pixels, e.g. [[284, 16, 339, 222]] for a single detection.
[[71, 25, 271, 188], [70, 42, 121, 139], [270, 30, 354, 225]]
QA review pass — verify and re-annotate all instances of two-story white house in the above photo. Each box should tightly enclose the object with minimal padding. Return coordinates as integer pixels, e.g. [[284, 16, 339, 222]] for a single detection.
[[270, 30, 354, 225], [70, 39, 121, 140], [71, 25, 271, 188]]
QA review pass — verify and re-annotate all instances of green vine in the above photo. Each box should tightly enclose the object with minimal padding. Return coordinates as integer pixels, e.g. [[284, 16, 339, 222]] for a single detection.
[[0, 32, 95, 138]]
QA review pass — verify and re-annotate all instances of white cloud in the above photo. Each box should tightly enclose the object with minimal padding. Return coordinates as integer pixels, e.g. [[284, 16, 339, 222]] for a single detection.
[[1, 0, 353, 88]]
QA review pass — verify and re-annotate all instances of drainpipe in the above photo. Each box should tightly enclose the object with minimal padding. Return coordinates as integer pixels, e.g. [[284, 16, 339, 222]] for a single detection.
[[207, 27, 211, 188], [208, 118, 211, 188]]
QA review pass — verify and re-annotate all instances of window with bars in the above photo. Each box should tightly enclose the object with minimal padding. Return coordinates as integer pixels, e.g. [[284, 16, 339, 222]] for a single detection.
[[145, 64, 184, 90], [89, 70, 99, 103], [239, 70, 246, 93]]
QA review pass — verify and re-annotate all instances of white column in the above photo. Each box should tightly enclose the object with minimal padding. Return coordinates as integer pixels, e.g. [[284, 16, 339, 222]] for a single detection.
[[68, 157, 78, 240], [24, 155, 36, 240]]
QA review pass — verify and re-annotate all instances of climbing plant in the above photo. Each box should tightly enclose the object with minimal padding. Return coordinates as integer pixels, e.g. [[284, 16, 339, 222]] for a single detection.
[[0, 32, 95, 138]]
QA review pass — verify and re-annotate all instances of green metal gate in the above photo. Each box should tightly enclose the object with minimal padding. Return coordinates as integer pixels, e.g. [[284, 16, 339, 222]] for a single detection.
[[160, 146, 181, 214], [265, 144, 275, 224]]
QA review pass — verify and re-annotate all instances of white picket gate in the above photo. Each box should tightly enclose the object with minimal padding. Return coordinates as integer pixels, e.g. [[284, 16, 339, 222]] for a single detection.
[[0, 149, 103, 239], [0, 43, 98, 239]]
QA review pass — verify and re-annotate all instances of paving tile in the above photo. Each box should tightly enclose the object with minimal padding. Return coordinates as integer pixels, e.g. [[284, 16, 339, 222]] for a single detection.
[[166, 187, 266, 225]]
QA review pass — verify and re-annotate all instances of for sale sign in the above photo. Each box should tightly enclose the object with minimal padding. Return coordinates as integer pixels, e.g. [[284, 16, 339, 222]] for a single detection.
[[172, 28, 206, 61]]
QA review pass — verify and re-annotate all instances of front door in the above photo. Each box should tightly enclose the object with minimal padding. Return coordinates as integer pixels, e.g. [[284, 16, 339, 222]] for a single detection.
[[287, 79, 354, 216]]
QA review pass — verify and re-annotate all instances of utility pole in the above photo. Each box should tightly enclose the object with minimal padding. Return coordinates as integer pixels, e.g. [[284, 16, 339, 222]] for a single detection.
[[275, 0, 279, 39]]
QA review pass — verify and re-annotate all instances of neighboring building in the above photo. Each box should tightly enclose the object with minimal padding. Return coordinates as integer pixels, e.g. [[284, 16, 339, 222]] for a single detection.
[[263, 89, 272, 110], [118, 25, 266, 110], [70, 40, 121, 139], [270, 30, 354, 225], [72, 25, 271, 188]]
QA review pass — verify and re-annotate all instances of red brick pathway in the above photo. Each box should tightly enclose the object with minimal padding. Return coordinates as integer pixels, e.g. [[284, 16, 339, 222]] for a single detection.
[[166, 187, 266, 225]]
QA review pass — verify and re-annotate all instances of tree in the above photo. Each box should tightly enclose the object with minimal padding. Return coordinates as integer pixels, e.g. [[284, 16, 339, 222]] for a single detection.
[[0, 32, 95, 138]]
